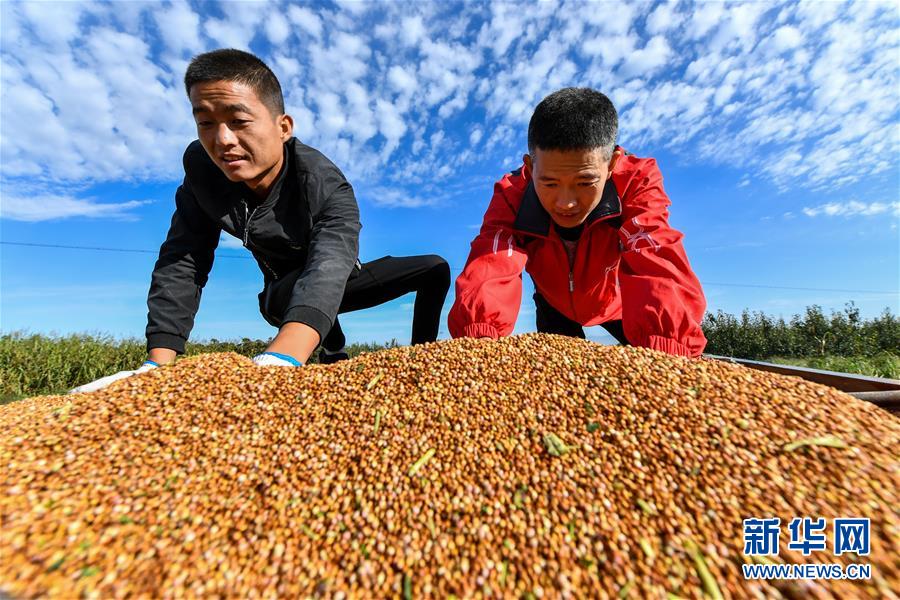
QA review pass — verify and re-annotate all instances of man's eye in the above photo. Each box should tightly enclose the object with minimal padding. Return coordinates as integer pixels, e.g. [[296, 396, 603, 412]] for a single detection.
[[232, 119, 250, 126], [543, 183, 558, 188], [197, 121, 213, 128], [579, 181, 599, 187]]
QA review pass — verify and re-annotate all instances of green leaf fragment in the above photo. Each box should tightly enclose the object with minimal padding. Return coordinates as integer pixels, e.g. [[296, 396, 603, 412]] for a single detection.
[[586, 422, 600, 433], [543, 432, 571, 457], [118, 515, 134, 525], [749, 554, 779, 565], [499, 560, 509, 586], [373, 410, 382, 436], [640, 537, 655, 559], [47, 556, 65, 572], [636, 499, 657, 516], [684, 539, 723, 600], [300, 524, 320, 540], [366, 373, 383, 390], [403, 573, 412, 600], [783, 435, 848, 452], [736, 418, 750, 429], [408, 448, 436, 477], [618, 580, 634, 598], [513, 486, 528, 509], [78, 566, 100, 579]]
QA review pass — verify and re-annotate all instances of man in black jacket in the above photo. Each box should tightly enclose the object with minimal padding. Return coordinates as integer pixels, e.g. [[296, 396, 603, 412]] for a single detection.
[[72, 49, 449, 391]]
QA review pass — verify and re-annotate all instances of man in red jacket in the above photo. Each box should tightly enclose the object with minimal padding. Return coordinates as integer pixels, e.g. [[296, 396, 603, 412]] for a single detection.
[[448, 87, 707, 357]]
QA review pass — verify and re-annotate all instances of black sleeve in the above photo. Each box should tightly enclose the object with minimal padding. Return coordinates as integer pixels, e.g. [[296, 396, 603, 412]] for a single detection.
[[281, 169, 361, 341], [145, 176, 220, 354]]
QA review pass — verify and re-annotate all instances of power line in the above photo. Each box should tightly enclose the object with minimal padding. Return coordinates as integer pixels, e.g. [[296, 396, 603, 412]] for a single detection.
[[0, 241, 252, 259], [2, 240, 897, 295]]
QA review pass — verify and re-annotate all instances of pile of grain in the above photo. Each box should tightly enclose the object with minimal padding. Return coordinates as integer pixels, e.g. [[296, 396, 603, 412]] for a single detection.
[[1, 334, 897, 599]]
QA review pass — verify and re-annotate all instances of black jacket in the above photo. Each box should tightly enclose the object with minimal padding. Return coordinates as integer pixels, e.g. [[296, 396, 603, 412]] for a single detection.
[[145, 137, 361, 353]]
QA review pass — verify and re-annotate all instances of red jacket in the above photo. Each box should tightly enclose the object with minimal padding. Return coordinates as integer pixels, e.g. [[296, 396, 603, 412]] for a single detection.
[[448, 149, 707, 358]]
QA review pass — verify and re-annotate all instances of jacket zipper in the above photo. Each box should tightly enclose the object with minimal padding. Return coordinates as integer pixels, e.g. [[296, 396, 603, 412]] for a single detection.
[[242, 200, 278, 279]]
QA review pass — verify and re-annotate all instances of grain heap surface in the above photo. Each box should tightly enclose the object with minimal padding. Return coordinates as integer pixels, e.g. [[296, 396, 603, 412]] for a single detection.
[[1, 334, 898, 599]]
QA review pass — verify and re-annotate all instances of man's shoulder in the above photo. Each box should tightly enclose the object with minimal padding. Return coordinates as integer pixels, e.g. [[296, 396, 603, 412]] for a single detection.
[[614, 147, 662, 180], [287, 138, 347, 184], [493, 162, 529, 204]]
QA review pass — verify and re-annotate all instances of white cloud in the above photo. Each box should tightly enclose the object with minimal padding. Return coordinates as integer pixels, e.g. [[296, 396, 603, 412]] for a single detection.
[[0, 0, 897, 209], [265, 15, 291, 46], [362, 188, 438, 209], [287, 5, 322, 38], [153, 1, 202, 56], [802, 201, 900, 218], [0, 194, 149, 222], [619, 35, 672, 78], [646, 2, 683, 36], [687, 2, 726, 39], [387, 65, 417, 96], [400, 15, 426, 46], [772, 25, 803, 52]]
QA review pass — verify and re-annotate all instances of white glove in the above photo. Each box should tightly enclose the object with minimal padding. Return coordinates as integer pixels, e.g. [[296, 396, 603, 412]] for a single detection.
[[69, 361, 158, 394], [251, 352, 303, 367]]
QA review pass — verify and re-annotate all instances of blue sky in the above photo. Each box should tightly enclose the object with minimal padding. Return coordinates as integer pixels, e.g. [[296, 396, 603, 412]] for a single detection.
[[1, 0, 898, 347]]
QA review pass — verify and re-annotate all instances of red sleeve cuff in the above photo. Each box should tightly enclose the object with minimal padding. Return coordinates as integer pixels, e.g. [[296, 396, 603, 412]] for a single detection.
[[645, 335, 696, 358], [460, 323, 500, 339]]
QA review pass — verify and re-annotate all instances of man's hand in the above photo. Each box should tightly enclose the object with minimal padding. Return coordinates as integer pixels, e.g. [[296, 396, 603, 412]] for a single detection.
[[265, 322, 320, 364], [251, 352, 303, 367], [69, 361, 158, 394]]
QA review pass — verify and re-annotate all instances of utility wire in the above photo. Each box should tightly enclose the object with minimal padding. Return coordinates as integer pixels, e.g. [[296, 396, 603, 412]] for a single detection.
[[2, 240, 897, 295]]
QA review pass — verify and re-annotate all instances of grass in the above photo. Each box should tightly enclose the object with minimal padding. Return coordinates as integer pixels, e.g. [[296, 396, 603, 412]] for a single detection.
[[767, 352, 899, 380], [2, 332, 896, 404]]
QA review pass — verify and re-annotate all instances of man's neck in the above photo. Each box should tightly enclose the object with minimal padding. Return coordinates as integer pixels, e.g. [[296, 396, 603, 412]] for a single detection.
[[246, 146, 287, 201]]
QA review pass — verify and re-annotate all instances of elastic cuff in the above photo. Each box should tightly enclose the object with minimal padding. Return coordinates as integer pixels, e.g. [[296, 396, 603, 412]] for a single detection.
[[461, 323, 500, 339], [645, 335, 695, 358], [262, 352, 303, 366], [282, 305, 333, 343], [147, 333, 186, 355], [143, 360, 160, 368]]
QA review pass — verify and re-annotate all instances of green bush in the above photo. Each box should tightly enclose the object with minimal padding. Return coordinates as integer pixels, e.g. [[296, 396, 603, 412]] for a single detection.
[[702, 304, 898, 360], [0, 333, 396, 402]]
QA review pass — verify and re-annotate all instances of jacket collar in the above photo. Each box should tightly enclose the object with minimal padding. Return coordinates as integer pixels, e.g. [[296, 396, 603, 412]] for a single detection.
[[512, 176, 622, 237]]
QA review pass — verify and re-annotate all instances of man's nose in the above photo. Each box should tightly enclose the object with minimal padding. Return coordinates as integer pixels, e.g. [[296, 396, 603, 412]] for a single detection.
[[215, 123, 237, 146], [555, 188, 577, 210]]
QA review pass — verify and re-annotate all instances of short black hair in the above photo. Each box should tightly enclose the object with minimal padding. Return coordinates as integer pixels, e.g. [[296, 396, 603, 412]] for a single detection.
[[184, 49, 285, 115], [527, 87, 618, 160]]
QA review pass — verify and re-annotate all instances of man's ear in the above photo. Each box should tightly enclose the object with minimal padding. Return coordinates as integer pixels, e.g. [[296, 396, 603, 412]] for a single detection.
[[280, 114, 294, 140], [523, 153, 532, 174], [608, 148, 621, 173]]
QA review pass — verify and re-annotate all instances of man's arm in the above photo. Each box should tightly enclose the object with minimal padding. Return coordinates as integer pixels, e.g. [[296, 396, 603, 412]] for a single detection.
[[145, 176, 220, 357], [278, 169, 361, 349], [616, 159, 707, 358], [448, 173, 528, 339]]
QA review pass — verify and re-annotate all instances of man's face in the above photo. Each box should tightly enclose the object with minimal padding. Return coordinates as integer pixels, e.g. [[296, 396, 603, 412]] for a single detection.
[[189, 80, 293, 198], [525, 147, 614, 228]]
